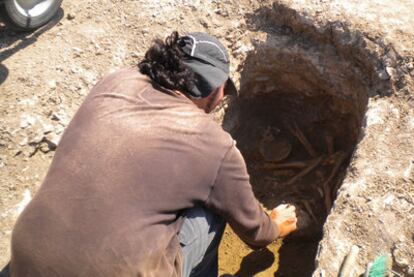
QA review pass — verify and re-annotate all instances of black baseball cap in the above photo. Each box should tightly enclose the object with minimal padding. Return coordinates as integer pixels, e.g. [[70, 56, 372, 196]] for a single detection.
[[179, 32, 238, 99]]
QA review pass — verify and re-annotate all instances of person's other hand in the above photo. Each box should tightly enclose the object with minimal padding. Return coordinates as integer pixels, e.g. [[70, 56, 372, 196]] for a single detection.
[[270, 204, 297, 237]]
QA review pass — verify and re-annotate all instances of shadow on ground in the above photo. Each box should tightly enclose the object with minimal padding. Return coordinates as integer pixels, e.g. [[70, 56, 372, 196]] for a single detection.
[[0, 8, 64, 86], [0, 63, 8, 84], [234, 248, 275, 277]]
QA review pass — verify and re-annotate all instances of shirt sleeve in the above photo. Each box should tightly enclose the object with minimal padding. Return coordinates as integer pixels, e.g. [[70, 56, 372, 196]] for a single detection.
[[205, 142, 279, 249]]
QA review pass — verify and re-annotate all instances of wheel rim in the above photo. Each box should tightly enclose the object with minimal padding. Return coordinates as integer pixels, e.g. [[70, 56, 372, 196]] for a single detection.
[[13, 0, 55, 17]]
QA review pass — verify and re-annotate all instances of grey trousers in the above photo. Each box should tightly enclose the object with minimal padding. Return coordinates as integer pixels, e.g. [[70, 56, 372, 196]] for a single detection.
[[178, 206, 226, 277], [0, 263, 9, 277], [0, 208, 225, 277]]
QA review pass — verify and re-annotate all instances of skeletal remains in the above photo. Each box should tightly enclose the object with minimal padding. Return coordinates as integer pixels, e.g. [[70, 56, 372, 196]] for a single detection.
[[259, 120, 350, 227]]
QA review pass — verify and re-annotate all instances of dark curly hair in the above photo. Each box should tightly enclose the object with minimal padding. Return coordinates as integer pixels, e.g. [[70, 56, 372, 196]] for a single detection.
[[138, 31, 196, 94]]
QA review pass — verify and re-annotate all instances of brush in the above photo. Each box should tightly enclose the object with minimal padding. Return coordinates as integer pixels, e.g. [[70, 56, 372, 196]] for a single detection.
[[364, 254, 392, 277]]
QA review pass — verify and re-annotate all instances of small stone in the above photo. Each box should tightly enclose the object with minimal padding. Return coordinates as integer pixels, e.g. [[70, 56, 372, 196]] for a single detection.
[[51, 111, 68, 124], [67, 13, 75, 20], [55, 125, 64, 134], [130, 51, 140, 58], [49, 134, 61, 147], [199, 19, 209, 28], [0, 139, 7, 147], [28, 133, 44, 145], [20, 114, 36, 129], [385, 66, 396, 78], [393, 250, 409, 268], [378, 69, 390, 80], [39, 142, 50, 153], [47, 80, 57, 90], [214, 8, 229, 17], [72, 47, 83, 57], [44, 136, 59, 151], [19, 137, 28, 146], [41, 123, 54, 135]]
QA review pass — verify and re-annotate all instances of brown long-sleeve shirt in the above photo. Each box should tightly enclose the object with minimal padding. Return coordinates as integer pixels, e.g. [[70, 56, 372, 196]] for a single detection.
[[10, 68, 278, 277]]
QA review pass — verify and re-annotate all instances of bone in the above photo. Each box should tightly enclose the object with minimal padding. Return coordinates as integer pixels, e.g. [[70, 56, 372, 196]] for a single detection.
[[322, 151, 348, 213], [270, 170, 296, 177], [281, 156, 324, 186], [323, 151, 345, 165], [286, 120, 318, 157], [302, 200, 318, 223], [263, 161, 308, 169], [317, 187, 324, 198], [324, 134, 335, 155]]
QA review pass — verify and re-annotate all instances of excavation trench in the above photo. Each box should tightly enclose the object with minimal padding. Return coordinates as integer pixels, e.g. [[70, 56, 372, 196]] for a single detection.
[[219, 41, 370, 276]]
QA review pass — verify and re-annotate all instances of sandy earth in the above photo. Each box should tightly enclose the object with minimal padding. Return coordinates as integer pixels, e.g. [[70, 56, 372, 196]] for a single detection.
[[1, 0, 414, 276]]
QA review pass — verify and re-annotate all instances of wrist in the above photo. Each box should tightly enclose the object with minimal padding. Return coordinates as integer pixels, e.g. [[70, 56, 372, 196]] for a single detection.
[[269, 209, 289, 237]]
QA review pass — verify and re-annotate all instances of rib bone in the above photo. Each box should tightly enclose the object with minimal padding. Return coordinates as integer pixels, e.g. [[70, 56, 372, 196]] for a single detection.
[[263, 161, 308, 169], [322, 151, 348, 213], [281, 156, 323, 186], [286, 120, 318, 157]]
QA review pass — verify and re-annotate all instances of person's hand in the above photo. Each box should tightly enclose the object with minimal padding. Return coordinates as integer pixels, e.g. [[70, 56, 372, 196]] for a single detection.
[[270, 204, 297, 237]]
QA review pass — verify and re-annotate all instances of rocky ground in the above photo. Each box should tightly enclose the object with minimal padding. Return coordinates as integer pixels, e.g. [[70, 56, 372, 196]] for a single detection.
[[1, 0, 414, 276]]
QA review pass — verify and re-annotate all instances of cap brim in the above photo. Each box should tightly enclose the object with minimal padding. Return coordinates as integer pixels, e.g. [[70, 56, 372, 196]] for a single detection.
[[183, 58, 238, 98], [225, 78, 238, 97], [183, 59, 226, 98]]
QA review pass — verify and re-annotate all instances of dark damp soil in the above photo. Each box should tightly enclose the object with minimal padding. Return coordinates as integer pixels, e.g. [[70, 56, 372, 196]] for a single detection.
[[234, 92, 358, 238]]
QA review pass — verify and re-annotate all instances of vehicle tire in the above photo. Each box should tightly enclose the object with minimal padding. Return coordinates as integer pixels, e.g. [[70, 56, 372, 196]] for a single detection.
[[0, 0, 62, 31]]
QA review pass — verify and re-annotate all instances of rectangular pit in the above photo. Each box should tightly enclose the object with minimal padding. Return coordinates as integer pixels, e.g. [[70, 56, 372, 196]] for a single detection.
[[219, 43, 369, 276]]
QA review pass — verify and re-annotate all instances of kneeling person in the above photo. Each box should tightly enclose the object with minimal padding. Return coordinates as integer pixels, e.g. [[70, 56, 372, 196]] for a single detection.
[[6, 31, 297, 277]]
